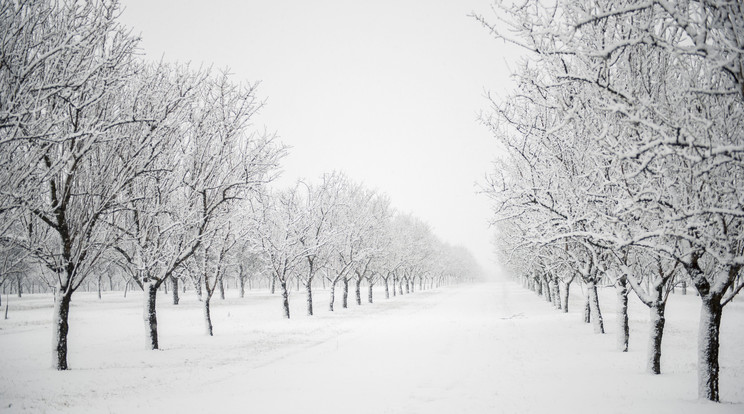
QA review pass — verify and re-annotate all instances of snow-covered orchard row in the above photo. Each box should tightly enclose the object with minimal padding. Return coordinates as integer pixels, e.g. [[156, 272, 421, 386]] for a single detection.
[[477, 0, 744, 403], [0, 0, 482, 373]]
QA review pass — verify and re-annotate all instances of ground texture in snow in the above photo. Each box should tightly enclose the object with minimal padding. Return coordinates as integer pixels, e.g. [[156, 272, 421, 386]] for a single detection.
[[1, 281, 742, 413]]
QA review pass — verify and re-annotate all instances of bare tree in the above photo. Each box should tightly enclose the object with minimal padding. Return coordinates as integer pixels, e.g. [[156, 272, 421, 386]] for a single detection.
[[0, 0, 146, 370]]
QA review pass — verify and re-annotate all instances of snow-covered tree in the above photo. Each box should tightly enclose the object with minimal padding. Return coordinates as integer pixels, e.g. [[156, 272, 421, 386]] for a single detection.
[[0, 0, 143, 370]]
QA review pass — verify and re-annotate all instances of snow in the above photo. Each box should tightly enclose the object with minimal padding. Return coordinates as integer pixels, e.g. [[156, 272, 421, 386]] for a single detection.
[[1, 281, 743, 413]]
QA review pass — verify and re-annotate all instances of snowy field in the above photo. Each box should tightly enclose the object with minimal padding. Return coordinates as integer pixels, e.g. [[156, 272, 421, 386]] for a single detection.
[[1, 281, 743, 413]]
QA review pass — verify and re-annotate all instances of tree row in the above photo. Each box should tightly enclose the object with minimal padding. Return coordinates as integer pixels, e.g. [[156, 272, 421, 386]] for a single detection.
[[477, 0, 744, 402], [0, 0, 481, 371]]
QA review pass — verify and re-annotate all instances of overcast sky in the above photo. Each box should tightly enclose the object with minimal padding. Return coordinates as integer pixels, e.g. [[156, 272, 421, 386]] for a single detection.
[[118, 0, 519, 277]]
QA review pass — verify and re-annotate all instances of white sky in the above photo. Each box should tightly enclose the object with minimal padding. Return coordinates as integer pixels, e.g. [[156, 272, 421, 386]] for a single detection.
[[118, 0, 519, 277]]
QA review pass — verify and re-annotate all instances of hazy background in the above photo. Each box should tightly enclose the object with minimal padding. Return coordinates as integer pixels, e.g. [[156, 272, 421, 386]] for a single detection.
[[118, 0, 519, 278]]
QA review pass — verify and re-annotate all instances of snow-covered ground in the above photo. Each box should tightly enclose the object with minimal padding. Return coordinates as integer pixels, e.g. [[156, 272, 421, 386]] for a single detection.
[[1, 281, 742, 413]]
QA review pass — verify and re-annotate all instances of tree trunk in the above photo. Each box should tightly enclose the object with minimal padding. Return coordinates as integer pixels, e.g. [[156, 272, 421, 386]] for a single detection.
[[218, 277, 225, 300], [584, 289, 591, 324], [392, 276, 397, 297], [616, 277, 629, 352], [384, 278, 389, 299], [329, 280, 337, 311], [368, 283, 374, 303], [544, 277, 552, 303], [551, 278, 560, 309], [239, 275, 246, 298], [143, 282, 159, 350], [306, 281, 313, 316], [681, 280, 687, 295], [562, 279, 572, 313], [281, 280, 290, 319], [97, 275, 102, 299], [698, 294, 722, 402], [355, 278, 362, 305], [405, 278, 410, 294], [17, 276, 22, 298], [52, 287, 73, 370], [270, 274, 276, 294], [535, 276, 543, 296], [203, 296, 213, 336], [342, 278, 349, 308], [195, 276, 203, 301], [171, 276, 180, 305], [108, 274, 114, 292], [647, 302, 666, 374], [587, 281, 604, 334], [398, 279, 403, 296]]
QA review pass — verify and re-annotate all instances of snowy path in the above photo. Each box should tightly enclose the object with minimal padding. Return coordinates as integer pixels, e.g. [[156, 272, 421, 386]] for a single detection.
[[2, 282, 743, 413]]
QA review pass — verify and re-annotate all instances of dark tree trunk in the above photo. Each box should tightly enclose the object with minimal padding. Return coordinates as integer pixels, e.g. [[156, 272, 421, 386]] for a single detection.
[[108, 274, 114, 291], [588, 281, 604, 334], [681, 280, 687, 295], [342, 278, 349, 308], [144, 283, 159, 350], [698, 294, 722, 402], [647, 302, 666, 374], [270, 274, 276, 295], [368, 283, 374, 304], [405, 278, 410, 294], [52, 288, 73, 370], [355, 278, 362, 305], [616, 277, 629, 352], [218, 277, 225, 300], [384, 278, 389, 299], [171, 276, 180, 305], [392, 276, 397, 297], [551, 278, 560, 308], [17, 276, 22, 298], [544, 277, 552, 303], [203, 296, 213, 336], [306, 281, 313, 316], [97, 275, 102, 299], [562, 279, 572, 313], [398, 279, 403, 296], [281, 280, 290, 319], [584, 289, 591, 324], [239, 275, 246, 298], [195, 276, 203, 301], [329, 280, 337, 311], [535, 276, 543, 296]]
